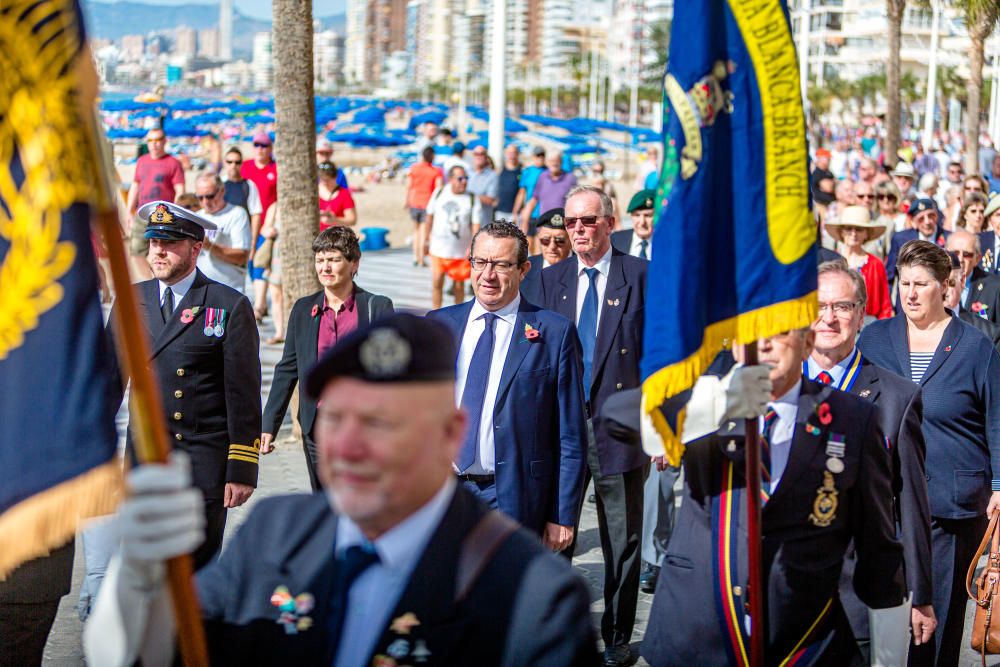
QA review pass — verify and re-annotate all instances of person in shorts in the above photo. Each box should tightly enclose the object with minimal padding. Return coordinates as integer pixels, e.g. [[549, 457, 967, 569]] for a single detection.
[[426, 165, 481, 309], [126, 127, 185, 258], [405, 146, 443, 266]]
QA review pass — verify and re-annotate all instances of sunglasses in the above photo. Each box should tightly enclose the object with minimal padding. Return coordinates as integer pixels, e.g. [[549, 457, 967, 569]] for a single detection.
[[540, 237, 569, 246], [564, 216, 605, 228], [454, 176, 468, 181], [856, 193, 875, 200], [877, 194, 897, 201], [225, 159, 242, 165], [196, 190, 220, 201], [254, 142, 271, 148]]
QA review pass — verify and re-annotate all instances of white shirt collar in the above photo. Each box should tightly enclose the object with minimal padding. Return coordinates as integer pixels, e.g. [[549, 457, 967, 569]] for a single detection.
[[469, 294, 521, 325], [577, 246, 613, 278], [772, 378, 802, 410], [806, 347, 858, 385], [158, 268, 197, 303], [335, 477, 456, 571]]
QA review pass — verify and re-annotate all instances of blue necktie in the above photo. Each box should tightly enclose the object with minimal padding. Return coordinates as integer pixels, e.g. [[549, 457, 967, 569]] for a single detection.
[[760, 407, 778, 503], [457, 312, 497, 472], [639, 239, 649, 260], [328, 543, 380, 656], [579, 268, 600, 391]]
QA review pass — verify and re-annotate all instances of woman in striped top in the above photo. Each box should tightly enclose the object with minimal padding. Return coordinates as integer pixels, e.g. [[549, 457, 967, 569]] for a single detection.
[[859, 239, 1000, 666]]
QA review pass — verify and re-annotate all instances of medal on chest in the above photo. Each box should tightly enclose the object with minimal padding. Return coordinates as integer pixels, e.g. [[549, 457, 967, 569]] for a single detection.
[[203, 307, 227, 337]]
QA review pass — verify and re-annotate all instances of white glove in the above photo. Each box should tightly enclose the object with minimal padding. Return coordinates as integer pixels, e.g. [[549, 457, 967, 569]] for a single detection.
[[681, 365, 773, 445], [718, 364, 773, 422], [83, 453, 203, 667], [870, 594, 912, 666]]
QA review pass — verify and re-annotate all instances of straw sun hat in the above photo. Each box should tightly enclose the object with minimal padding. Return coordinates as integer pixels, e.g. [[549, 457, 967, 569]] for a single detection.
[[825, 205, 887, 244]]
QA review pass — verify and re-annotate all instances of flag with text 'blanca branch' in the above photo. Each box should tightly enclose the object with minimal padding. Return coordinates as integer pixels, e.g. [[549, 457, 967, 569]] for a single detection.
[[641, 0, 817, 465], [0, 0, 121, 578]]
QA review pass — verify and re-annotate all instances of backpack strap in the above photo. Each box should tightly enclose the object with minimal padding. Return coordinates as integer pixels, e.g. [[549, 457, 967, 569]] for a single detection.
[[454, 510, 519, 604]]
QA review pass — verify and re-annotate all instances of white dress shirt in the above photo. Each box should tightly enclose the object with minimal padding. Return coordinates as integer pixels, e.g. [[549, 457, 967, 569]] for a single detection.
[[761, 380, 801, 493], [574, 247, 613, 326], [805, 349, 857, 387], [454, 296, 521, 473], [629, 232, 652, 259], [334, 477, 456, 667], [158, 268, 197, 311]]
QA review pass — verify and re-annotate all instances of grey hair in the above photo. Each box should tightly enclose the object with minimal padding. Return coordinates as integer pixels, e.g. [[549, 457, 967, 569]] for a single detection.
[[566, 185, 614, 218], [196, 171, 224, 190], [818, 259, 868, 309]]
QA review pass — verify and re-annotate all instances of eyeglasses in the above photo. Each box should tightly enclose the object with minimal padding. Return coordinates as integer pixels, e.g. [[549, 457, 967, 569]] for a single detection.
[[253, 142, 271, 148], [856, 193, 875, 200], [876, 194, 897, 201], [196, 190, 220, 201], [469, 257, 518, 273], [965, 184, 983, 191], [564, 215, 606, 228], [539, 237, 569, 246], [225, 159, 242, 165], [817, 301, 858, 315], [454, 176, 468, 181], [840, 226, 866, 234], [954, 250, 977, 259]]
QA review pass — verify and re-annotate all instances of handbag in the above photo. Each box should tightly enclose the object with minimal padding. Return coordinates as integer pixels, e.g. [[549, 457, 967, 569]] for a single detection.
[[255, 236, 275, 270], [967, 509, 1000, 663]]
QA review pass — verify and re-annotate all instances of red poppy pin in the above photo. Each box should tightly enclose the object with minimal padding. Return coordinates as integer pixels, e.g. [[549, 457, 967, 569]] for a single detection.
[[523, 323, 541, 342], [937, 234, 945, 246], [180, 306, 200, 324], [817, 402, 833, 425], [972, 302, 989, 318], [311, 304, 319, 317]]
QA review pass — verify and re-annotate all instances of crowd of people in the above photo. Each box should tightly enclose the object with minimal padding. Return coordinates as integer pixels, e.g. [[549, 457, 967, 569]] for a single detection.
[[10, 115, 1000, 667]]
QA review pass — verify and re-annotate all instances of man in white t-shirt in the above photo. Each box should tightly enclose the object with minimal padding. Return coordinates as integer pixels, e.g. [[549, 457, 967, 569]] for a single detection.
[[194, 172, 252, 292], [426, 165, 481, 309]]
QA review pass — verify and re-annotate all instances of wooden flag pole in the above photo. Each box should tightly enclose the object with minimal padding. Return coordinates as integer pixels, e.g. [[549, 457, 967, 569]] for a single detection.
[[743, 342, 765, 667], [90, 123, 209, 665]]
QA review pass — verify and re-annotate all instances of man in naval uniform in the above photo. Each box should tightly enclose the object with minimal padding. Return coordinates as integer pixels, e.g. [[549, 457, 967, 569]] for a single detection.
[[84, 314, 599, 666], [106, 200, 261, 569]]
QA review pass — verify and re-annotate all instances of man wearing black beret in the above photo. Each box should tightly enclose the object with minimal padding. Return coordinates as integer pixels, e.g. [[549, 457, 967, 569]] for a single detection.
[[520, 207, 573, 304], [85, 314, 599, 666]]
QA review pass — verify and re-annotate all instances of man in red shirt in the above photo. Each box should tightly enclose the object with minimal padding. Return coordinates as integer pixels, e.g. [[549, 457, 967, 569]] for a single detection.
[[405, 146, 443, 266], [126, 127, 185, 259], [241, 132, 278, 319]]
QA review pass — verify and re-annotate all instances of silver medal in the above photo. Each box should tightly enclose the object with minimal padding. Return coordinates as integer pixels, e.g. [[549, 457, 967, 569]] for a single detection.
[[826, 457, 844, 474], [204, 325, 215, 336], [214, 324, 224, 337]]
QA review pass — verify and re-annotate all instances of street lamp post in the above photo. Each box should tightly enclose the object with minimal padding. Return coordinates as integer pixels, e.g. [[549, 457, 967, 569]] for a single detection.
[[922, 0, 940, 150], [488, 0, 506, 166]]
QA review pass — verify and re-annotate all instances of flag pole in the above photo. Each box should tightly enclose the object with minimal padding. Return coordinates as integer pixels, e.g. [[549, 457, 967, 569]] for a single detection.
[[743, 342, 765, 667], [89, 115, 209, 667]]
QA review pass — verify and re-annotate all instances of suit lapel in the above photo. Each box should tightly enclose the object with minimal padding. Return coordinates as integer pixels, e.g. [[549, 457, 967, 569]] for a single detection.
[[849, 360, 881, 404], [303, 292, 325, 369], [494, 304, 536, 406], [552, 261, 577, 322], [149, 272, 209, 358], [355, 287, 370, 328], [918, 316, 963, 386], [592, 254, 629, 380], [888, 315, 911, 379], [766, 382, 828, 508], [140, 280, 164, 339]]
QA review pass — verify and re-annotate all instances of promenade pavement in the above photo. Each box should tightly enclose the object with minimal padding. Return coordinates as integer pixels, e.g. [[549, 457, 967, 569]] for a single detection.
[[40, 249, 987, 665]]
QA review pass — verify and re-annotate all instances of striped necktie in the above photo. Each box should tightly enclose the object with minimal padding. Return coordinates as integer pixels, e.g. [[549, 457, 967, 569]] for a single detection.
[[815, 370, 834, 385], [760, 407, 778, 503]]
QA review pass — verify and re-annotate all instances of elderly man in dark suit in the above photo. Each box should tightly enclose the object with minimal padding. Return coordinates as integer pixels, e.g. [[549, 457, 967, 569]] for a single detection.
[[947, 230, 1000, 325], [642, 329, 907, 666], [610, 189, 655, 260], [886, 198, 950, 285], [978, 194, 1000, 275], [427, 221, 588, 547], [808, 260, 936, 654], [520, 207, 572, 304], [84, 315, 599, 666], [539, 185, 648, 666], [944, 249, 1000, 348], [106, 200, 261, 570], [262, 227, 394, 490]]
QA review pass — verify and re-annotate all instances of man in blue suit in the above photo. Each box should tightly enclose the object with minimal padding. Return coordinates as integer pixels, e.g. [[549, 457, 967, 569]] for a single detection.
[[427, 221, 588, 551], [539, 185, 648, 666], [886, 198, 950, 284]]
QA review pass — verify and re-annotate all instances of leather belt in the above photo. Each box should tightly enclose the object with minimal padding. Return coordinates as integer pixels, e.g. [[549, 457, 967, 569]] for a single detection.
[[456, 473, 496, 484]]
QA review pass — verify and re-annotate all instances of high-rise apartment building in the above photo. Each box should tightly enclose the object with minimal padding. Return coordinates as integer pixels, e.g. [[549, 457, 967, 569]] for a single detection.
[[121, 34, 145, 62], [344, 0, 368, 84], [219, 0, 233, 60], [252, 32, 273, 90], [315, 30, 346, 91], [366, 0, 409, 82], [198, 28, 220, 59], [174, 26, 197, 58]]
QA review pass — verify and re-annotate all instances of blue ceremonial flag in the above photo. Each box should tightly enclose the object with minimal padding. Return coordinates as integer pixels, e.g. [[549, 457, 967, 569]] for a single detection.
[[641, 0, 817, 464], [0, 0, 121, 577]]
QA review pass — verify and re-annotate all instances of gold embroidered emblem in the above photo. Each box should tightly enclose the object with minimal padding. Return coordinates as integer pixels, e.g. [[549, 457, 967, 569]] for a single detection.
[[148, 203, 175, 225], [808, 471, 838, 527]]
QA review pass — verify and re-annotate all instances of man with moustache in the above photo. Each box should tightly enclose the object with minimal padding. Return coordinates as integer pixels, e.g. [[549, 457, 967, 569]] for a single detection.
[[539, 185, 648, 666], [520, 207, 573, 304], [84, 315, 599, 666], [428, 222, 588, 547], [611, 190, 656, 260], [105, 200, 261, 569], [807, 260, 935, 655]]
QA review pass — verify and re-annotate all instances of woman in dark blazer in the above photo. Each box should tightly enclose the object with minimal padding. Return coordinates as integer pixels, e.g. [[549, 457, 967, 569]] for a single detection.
[[261, 227, 394, 490], [858, 240, 1000, 666]]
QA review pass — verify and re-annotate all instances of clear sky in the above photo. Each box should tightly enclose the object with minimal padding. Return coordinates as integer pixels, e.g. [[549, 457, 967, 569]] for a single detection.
[[99, 0, 345, 21]]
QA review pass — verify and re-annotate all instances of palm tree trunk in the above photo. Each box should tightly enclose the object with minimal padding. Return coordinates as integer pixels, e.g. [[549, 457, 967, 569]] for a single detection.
[[966, 29, 987, 175], [272, 0, 320, 313], [886, 0, 905, 167]]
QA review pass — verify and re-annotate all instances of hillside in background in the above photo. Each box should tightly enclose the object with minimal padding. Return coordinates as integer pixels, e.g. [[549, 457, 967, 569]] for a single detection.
[[82, 1, 345, 59]]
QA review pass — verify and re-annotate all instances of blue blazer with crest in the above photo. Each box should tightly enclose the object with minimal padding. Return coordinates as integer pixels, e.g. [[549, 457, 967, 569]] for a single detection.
[[427, 299, 589, 531], [859, 314, 1000, 519], [538, 249, 649, 476]]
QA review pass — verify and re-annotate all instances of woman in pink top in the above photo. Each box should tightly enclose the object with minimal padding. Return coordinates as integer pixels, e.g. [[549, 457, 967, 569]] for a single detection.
[[318, 162, 356, 229]]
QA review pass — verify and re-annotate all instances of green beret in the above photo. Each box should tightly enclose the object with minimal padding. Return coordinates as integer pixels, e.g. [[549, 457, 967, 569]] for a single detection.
[[627, 189, 657, 213]]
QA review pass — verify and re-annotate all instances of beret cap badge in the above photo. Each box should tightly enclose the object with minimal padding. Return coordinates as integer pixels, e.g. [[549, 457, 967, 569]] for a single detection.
[[360, 328, 412, 378]]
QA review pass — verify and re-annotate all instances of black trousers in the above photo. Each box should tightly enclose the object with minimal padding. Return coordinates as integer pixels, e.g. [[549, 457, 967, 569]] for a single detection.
[[303, 432, 321, 492], [909, 515, 987, 667], [193, 498, 228, 570], [569, 423, 647, 648]]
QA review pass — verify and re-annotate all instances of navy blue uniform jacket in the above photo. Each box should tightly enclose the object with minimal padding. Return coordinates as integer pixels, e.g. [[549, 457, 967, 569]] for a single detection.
[[641, 379, 905, 666], [427, 299, 589, 531], [538, 249, 649, 476], [519, 253, 544, 305], [197, 489, 599, 666], [263, 286, 394, 439], [859, 314, 1000, 519]]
